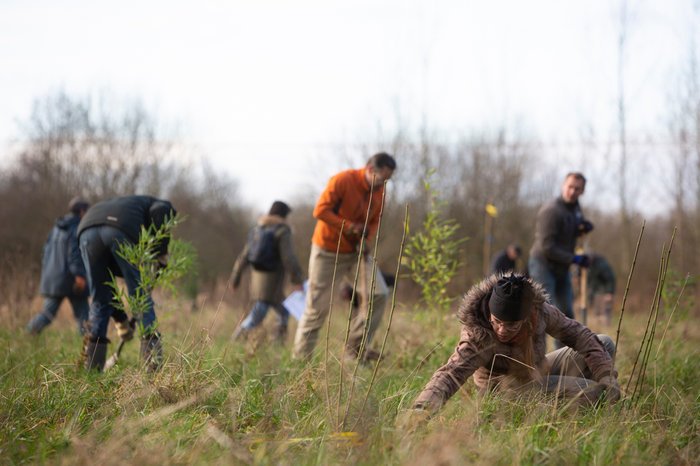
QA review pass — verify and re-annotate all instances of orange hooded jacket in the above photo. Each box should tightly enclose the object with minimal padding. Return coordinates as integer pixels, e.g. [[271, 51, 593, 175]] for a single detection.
[[311, 168, 386, 253]]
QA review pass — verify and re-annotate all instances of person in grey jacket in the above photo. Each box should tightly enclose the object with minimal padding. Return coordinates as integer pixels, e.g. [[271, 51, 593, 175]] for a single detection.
[[230, 201, 304, 342], [78, 195, 176, 371], [528, 172, 593, 348], [27, 197, 90, 335]]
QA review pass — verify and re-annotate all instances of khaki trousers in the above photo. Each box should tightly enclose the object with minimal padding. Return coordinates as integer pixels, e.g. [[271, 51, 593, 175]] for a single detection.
[[293, 245, 388, 360]]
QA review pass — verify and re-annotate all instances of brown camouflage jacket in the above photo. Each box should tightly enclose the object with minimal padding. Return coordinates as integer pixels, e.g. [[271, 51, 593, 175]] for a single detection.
[[413, 275, 614, 412]]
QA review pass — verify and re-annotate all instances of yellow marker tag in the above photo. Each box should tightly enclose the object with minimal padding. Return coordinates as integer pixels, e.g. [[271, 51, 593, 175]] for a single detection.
[[485, 204, 498, 218]]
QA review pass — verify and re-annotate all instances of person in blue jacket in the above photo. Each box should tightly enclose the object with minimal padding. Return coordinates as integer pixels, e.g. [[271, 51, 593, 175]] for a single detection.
[[78, 195, 176, 372], [27, 197, 91, 335]]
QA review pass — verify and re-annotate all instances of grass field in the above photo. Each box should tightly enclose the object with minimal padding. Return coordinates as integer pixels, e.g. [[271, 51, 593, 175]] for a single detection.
[[1, 282, 698, 465]]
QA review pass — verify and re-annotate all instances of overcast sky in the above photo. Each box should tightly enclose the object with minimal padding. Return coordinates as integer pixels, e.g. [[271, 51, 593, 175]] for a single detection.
[[0, 0, 697, 213]]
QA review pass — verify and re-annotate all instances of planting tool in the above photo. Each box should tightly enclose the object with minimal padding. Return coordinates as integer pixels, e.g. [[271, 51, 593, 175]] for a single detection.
[[579, 267, 588, 326], [104, 317, 136, 371]]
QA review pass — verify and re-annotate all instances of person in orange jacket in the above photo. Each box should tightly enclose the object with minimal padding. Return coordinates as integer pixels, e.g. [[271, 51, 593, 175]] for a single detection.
[[293, 152, 396, 361]]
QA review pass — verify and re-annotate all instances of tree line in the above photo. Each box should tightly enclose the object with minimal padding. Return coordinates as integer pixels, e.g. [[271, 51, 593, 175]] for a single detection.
[[0, 90, 697, 318]]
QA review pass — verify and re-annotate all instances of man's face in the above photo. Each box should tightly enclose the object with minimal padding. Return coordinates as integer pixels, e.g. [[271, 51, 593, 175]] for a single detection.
[[366, 165, 394, 188], [506, 246, 520, 260], [489, 314, 524, 343], [561, 176, 585, 204]]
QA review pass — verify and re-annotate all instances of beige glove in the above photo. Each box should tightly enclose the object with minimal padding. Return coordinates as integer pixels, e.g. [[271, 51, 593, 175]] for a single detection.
[[598, 376, 621, 403], [115, 319, 135, 342]]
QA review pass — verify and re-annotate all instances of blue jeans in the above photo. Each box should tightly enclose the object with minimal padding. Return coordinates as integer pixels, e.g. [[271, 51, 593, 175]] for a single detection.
[[79, 226, 157, 340], [27, 295, 89, 335], [528, 257, 574, 348], [241, 301, 289, 331]]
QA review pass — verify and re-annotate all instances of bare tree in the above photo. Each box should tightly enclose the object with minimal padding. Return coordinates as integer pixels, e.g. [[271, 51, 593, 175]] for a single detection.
[[615, 0, 635, 272], [0, 90, 254, 308], [666, 9, 700, 275]]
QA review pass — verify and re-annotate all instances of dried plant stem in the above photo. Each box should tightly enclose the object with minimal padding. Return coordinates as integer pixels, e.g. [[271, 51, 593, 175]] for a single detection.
[[336, 176, 376, 427], [633, 257, 665, 402], [626, 245, 665, 395], [351, 204, 408, 431], [342, 182, 387, 430], [655, 273, 690, 360], [635, 228, 676, 403], [613, 220, 645, 369], [324, 220, 345, 427]]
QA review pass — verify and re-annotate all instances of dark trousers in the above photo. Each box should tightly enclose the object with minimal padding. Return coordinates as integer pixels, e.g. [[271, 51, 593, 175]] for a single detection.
[[79, 226, 157, 339]]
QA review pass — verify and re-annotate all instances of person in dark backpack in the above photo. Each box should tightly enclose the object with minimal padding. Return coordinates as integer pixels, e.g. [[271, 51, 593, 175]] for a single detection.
[[231, 201, 304, 342], [26, 197, 91, 335]]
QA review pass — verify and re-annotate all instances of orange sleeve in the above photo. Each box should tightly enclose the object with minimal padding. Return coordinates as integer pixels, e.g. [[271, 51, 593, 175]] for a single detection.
[[313, 173, 349, 230]]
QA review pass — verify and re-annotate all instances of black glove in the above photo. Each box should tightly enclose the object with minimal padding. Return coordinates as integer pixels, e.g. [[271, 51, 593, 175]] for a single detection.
[[577, 220, 594, 236], [572, 254, 590, 268]]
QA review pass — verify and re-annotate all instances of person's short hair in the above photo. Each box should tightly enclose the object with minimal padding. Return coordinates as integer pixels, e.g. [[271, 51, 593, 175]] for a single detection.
[[508, 244, 522, 256], [565, 172, 587, 186], [269, 200, 292, 218], [367, 152, 397, 171], [68, 196, 89, 214]]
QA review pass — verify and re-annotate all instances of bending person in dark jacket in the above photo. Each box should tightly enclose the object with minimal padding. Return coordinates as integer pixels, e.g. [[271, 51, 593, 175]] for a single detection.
[[27, 197, 90, 335], [78, 195, 176, 372]]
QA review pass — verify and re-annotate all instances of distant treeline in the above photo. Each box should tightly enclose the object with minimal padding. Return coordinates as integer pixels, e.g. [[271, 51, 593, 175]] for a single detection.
[[1, 91, 697, 316]]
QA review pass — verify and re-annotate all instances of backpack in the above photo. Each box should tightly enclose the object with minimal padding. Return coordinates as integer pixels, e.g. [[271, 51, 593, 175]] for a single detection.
[[246, 225, 281, 271]]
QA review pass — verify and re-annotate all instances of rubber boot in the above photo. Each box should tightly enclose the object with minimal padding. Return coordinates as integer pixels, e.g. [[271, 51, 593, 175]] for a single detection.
[[140, 333, 163, 372], [84, 338, 109, 372]]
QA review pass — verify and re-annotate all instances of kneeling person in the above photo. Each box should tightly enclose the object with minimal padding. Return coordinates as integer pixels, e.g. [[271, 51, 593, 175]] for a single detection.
[[411, 274, 620, 415]]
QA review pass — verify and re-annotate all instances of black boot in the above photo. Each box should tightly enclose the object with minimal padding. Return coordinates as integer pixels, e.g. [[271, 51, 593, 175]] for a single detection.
[[84, 337, 109, 372], [140, 333, 163, 372]]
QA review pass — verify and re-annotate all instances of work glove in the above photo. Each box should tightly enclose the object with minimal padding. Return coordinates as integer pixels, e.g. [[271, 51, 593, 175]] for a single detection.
[[115, 318, 135, 342], [597, 376, 621, 403], [577, 220, 594, 236], [572, 254, 590, 268]]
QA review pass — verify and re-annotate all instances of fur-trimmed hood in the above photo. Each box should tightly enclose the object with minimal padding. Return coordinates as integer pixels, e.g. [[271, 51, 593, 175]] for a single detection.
[[456, 273, 550, 341]]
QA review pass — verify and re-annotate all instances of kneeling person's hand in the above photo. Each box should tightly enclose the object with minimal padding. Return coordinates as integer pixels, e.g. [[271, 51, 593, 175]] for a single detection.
[[598, 376, 621, 403]]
